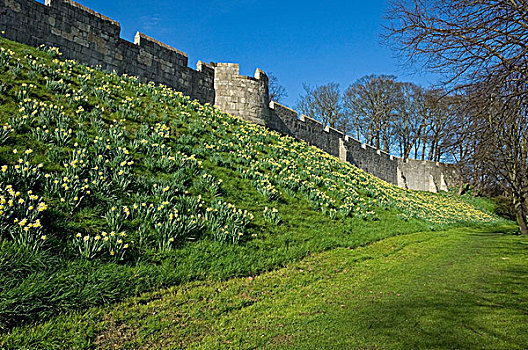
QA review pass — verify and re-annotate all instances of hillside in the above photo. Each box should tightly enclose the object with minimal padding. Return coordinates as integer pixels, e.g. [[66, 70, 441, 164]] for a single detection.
[[0, 37, 499, 331]]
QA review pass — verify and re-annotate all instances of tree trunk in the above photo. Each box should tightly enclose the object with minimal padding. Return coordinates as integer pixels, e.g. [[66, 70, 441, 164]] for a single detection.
[[404, 147, 410, 160], [516, 208, 528, 235], [382, 124, 390, 153], [457, 182, 464, 196], [514, 196, 528, 235], [429, 138, 436, 160]]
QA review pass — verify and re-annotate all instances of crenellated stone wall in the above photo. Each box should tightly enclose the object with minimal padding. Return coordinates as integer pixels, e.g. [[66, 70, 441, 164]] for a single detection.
[[268, 102, 461, 191], [0, 0, 215, 103], [0, 0, 461, 192]]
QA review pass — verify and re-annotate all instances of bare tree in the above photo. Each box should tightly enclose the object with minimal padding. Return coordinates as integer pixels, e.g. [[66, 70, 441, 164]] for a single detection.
[[385, 0, 528, 89], [393, 82, 425, 159], [424, 90, 456, 162], [296, 82, 343, 129], [469, 81, 528, 233], [343, 75, 400, 152], [443, 94, 477, 194], [268, 72, 288, 103], [385, 0, 528, 234]]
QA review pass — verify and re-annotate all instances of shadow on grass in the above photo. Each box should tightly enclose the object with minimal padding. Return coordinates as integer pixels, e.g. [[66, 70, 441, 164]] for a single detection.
[[288, 228, 528, 349]]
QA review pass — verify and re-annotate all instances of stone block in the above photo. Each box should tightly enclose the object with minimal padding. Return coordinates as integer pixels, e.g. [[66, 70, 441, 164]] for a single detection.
[[137, 50, 153, 66], [50, 26, 61, 36]]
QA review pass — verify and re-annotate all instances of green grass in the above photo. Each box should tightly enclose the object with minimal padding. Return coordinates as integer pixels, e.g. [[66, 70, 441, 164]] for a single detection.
[[0, 36, 504, 333], [2, 224, 526, 349]]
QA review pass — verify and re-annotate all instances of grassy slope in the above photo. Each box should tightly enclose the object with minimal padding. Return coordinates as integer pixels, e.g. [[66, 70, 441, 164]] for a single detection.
[[2, 224, 526, 349], [0, 37, 501, 331]]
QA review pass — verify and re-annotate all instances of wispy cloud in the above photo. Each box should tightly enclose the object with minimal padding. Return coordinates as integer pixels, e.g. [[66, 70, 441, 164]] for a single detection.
[[207, 0, 258, 15], [139, 14, 162, 32]]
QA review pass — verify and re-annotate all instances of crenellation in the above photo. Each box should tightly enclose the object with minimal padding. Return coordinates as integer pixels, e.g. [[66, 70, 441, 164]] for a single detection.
[[134, 32, 188, 66], [266, 102, 458, 191]]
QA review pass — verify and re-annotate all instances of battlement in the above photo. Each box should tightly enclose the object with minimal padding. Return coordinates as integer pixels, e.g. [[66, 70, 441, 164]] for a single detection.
[[0, 0, 461, 192], [44, 0, 119, 26], [134, 32, 188, 66], [268, 101, 460, 191], [0, 0, 215, 103]]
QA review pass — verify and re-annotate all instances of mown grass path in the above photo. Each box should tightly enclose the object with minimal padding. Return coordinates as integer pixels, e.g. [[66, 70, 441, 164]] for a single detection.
[[2, 225, 527, 349]]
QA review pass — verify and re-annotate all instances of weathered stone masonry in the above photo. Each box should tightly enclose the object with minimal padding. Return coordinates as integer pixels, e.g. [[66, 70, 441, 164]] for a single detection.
[[267, 102, 458, 192], [212, 63, 270, 126], [0, 0, 460, 192], [0, 0, 215, 103]]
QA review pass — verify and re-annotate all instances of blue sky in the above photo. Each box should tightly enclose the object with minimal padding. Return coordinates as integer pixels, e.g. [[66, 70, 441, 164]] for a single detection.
[[62, 0, 439, 106]]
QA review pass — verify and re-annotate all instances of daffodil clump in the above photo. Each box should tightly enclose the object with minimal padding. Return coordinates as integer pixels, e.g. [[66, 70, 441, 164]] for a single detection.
[[204, 199, 254, 243], [263, 206, 281, 225], [0, 184, 47, 250], [0, 46, 15, 72], [0, 41, 256, 262], [72, 230, 131, 260]]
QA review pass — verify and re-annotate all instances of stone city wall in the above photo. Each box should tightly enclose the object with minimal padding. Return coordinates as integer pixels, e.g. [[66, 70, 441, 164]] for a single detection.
[[268, 102, 460, 192], [0, 0, 461, 192], [397, 158, 456, 192], [0, 0, 215, 103]]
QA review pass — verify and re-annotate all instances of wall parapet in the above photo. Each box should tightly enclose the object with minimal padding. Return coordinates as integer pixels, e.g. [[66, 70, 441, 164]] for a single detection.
[[0, 0, 215, 103], [268, 101, 460, 191], [45, 0, 120, 28], [134, 32, 188, 62]]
